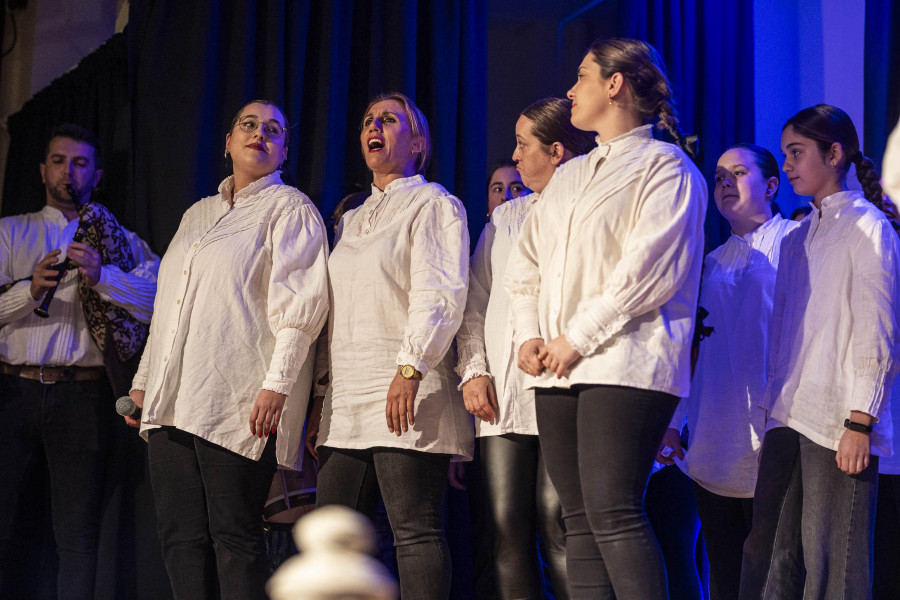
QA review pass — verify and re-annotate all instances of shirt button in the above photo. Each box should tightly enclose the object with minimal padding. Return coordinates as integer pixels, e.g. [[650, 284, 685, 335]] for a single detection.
[[193, 242, 199, 248], [176, 299, 181, 304], [162, 356, 168, 362], [170, 329, 175, 334], [183, 270, 188, 275]]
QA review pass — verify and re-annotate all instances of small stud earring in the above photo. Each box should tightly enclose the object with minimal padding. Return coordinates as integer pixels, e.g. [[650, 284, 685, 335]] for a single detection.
[[224, 150, 229, 158]]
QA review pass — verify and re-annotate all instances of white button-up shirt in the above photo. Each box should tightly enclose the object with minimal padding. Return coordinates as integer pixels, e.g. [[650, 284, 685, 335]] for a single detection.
[[505, 125, 707, 396], [762, 191, 900, 456], [317, 175, 474, 459], [672, 215, 798, 497], [456, 193, 540, 436], [133, 173, 329, 469], [0, 205, 159, 366]]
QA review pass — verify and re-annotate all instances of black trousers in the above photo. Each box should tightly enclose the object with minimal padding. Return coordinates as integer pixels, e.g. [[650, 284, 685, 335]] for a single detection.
[[0, 373, 113, 600], [316, 446, 452, 600], [147, 427, 276, 600], [535, 384, 679, 599], [874, 473, 900, 599], [692, 482, 752, 600]]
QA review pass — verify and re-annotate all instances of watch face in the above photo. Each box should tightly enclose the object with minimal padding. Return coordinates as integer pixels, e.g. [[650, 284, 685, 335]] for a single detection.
[[400, 365, 413, 378]]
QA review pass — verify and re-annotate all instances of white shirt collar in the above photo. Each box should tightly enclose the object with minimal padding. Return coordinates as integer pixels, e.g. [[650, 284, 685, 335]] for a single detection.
[[40, 204, 70, 225], [370, 174, 426, 199], [218, 171, 284, 206]]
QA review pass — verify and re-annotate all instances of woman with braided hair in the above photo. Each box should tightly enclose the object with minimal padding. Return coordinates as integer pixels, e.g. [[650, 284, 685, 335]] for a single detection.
[[739, 105, 900, 598], [505, 38, 707, 598]]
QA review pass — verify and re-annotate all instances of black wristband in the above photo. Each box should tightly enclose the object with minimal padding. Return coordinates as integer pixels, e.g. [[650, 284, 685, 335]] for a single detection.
[[844, 419, 873, 434]]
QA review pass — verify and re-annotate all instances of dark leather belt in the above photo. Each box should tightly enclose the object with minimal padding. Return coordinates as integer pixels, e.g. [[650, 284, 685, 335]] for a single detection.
[[0, 361, 106, 384]]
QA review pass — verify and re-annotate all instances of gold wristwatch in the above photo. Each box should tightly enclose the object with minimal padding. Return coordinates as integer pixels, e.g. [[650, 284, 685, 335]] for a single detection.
[[398, 365, 423, 380]]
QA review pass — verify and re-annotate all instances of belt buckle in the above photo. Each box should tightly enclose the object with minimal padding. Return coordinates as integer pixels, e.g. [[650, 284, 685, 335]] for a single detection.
[[39, 365, 56, 385]]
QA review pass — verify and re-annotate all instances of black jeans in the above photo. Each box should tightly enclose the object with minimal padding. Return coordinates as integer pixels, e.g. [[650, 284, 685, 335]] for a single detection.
[[692, 483, 752, 600], [316, 446, 452, 600], [645, 465, 705, 600], [147, 427, 276, 600], [535, 384, 679, 600], [479, 433, 568, 599], [874, 473, 900, 599], [0, 373, 113, 600]]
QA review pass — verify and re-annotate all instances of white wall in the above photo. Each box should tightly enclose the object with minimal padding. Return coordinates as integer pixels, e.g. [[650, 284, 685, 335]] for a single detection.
[[753, 0, 866, 216]]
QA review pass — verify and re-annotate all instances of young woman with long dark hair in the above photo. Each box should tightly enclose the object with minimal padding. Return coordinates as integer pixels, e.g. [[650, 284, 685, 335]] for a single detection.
[[505, 38, 707, 598], [740, 104, 900, 599]]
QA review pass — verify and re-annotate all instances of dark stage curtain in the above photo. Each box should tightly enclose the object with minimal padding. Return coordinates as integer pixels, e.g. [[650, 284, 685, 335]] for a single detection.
[[0, 31, 148, 600], [1, 33, 133, 227], [864, 0, 900, 172], [619, 0, 755, 250], [129, 0, 487, 254]]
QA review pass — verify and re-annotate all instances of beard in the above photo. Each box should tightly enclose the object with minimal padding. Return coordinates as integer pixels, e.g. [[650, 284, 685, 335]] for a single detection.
[[46, 180, 90, 208]]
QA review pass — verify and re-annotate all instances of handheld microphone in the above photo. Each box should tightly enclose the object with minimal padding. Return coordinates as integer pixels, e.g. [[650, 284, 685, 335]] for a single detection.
[[115, 396, 141, 419]]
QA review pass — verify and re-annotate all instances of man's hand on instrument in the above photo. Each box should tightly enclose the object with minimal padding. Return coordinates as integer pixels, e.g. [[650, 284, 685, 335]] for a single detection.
[[67, 241, 101, 286], [30, 250, 62, 300]]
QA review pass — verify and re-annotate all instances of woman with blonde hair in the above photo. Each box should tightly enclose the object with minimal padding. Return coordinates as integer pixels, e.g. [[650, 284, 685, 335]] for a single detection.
[[308, 92, 472, 600]]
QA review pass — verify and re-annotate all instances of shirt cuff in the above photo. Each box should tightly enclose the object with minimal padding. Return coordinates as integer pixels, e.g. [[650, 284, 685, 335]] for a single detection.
[[849, 360, 893, 421], [565, 294, 630, 356], [396, 352, 430, 377], [131, 375, 147, 392], [458, 366, 492, 390], [263, 328, 313, 395]]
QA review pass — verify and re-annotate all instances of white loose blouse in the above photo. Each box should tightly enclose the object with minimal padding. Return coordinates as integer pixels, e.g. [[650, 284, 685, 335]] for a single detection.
[[133, 173, 329, 469], [456, 193, 540, 436], [505, 125, 707, 396], [317, 175, 474, 460], [672, 215, 798, 498], [762, 191, 900, 456]]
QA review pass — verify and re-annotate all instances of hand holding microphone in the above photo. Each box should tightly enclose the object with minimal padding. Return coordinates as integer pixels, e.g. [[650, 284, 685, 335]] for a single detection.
[[117, 391, 144, 428]]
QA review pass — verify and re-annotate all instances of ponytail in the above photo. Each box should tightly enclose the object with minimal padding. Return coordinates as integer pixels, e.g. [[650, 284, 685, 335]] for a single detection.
[[851, 151, 889, 213]]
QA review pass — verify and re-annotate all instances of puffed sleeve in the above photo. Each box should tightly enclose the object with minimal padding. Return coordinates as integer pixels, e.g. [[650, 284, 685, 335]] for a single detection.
[[848, 215, 900, 419], [261, 203, 330, 395], [455, 221, 495, 386], [564, 155, 707, 356], [396, 195, 469, 375], [504, 205, 544, 348]]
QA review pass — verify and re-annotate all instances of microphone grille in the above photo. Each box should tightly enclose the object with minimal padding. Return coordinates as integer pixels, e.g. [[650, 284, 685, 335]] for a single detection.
[[115, 396, 136, 417]]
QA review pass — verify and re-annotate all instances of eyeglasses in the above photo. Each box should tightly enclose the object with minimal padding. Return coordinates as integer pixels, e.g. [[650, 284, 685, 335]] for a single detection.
[[237, 117, 286, 139]]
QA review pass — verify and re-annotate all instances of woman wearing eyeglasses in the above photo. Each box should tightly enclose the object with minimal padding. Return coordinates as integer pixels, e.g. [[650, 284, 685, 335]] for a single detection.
[[127, 100, 329, 600]]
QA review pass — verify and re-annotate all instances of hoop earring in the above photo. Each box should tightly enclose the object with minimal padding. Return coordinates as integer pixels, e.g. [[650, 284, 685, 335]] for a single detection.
[[224, 150, 230, 158]]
